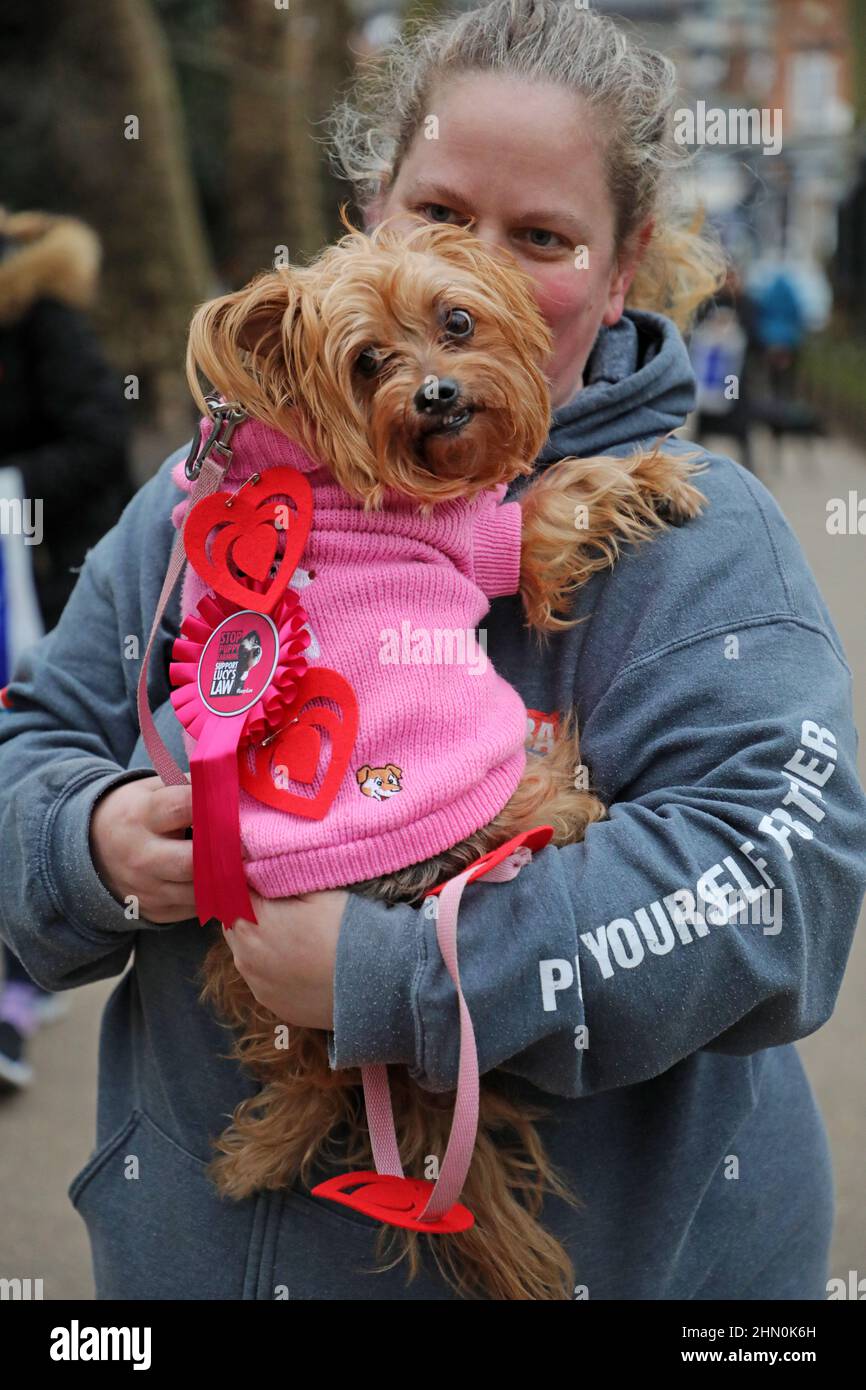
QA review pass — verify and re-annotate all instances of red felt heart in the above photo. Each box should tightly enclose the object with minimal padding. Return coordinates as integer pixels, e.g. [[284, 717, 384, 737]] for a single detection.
[[311, 1172, 474, 1234], [240, 666, 359, 819], [232, 524, 278, 582], [285, 724, 321, 784], [183, 466, 313, 614]]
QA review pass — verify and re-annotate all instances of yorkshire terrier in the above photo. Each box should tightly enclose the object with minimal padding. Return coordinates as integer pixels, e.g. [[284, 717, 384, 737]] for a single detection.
[[183, 214, 705, 1300]]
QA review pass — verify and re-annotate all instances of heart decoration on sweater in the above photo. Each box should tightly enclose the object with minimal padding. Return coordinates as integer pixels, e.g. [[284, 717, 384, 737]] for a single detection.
[[183, 467, 313, 614], [240, 667, 359, 820], [170, 462, 362, 921]]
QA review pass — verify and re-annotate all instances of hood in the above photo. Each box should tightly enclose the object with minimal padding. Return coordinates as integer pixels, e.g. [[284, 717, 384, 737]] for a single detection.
[[538, 308, 697, 464], [0, 207, 101, 327]]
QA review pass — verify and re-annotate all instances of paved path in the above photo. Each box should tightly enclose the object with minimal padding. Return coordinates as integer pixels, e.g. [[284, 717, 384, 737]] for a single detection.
[[743, 428, 866, 1289], [1, 427, 863, 1299]]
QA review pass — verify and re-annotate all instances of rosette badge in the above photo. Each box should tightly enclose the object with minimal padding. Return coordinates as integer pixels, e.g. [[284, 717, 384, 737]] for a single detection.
[[170, 586, 312, 928], [170, 465, 317, 929]]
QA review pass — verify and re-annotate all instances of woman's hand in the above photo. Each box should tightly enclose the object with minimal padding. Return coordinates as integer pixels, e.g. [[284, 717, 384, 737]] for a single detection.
[[224, 889, 348, 1030], [90, 777, 196, 923]]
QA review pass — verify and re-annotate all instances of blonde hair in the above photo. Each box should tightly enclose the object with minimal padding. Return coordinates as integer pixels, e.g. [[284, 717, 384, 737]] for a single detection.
[[322, 0, 726, 329]]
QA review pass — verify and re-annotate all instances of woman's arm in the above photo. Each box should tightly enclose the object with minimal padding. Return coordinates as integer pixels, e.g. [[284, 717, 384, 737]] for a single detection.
[[328, 617, 866, 1096], [0, 453, 189, 991]]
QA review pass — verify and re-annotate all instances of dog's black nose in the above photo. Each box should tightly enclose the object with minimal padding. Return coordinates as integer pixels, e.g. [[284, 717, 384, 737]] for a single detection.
[[413, 376, 460, 414]]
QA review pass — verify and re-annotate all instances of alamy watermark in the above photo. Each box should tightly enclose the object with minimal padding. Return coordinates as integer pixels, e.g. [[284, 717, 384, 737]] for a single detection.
[[674, 101, 783, 156], [379, 621, 488, 675], [827, 1270, 866, 1299], [0, 496, 42, 545], [49, 1321, 151, 1370], [1, 1276, 43, 1299]]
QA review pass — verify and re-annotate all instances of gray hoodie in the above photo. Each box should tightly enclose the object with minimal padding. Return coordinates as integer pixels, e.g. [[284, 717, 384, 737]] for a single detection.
[[1, 309, 864, 1300]]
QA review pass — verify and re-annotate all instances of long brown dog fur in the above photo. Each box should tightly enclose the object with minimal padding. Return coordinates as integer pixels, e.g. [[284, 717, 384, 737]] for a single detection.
[[186, 213, 706, 1300]]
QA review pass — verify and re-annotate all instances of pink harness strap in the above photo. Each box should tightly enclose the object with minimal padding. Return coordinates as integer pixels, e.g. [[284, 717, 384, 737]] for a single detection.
[[361, 844, 533, 1223], [136, 450, 231, 788]]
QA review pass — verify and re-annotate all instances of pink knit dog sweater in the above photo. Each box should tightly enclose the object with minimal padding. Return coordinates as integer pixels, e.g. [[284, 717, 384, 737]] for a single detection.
[[170, 414, 528, 897]]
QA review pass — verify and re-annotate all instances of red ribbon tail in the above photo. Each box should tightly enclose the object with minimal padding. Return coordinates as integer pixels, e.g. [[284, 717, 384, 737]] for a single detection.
[[190, 720, 257, 927]]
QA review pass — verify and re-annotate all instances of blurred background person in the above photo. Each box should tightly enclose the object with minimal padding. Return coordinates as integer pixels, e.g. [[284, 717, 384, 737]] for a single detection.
[[0, 459, 46, 1089], [0, 206, 132, 1089], [689, 262, 755, 469], [0, 208, 133, 632], [749, 258, 809, 401]]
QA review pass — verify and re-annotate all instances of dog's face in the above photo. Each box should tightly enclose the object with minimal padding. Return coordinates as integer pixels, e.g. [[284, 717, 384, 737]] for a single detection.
[[356, 764, 403, 801], [187, 218, 555, 507]]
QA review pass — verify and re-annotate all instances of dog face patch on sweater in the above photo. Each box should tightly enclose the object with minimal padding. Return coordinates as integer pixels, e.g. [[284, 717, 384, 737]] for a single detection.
[[356, 764, 403, 801]]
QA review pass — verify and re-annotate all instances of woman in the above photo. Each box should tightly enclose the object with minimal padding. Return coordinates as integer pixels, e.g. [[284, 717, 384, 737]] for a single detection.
[[0, 208, 133, 631], [0, 1, 863, 1300]]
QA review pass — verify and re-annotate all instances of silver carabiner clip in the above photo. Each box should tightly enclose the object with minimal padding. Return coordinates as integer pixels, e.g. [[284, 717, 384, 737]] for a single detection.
[[184, 393, 249, 481]]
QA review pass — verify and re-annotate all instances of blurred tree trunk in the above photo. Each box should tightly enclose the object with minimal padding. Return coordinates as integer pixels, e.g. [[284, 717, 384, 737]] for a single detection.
[[851, 0, 866, 129], [316, 0, 359, 239], [223, 0, 353, 285], [48, 0, 215, 438]]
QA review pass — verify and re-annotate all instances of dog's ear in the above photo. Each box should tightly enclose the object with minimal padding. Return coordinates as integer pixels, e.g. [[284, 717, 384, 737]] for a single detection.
[[356, 765, 371, 784], [387, 765, 402, 779], [185, 267, 309, 419], [237, 269, 310, 368]]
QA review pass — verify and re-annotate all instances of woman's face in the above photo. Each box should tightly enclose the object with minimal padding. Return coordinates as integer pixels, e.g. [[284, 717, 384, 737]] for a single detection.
[[374, 74, 646, 407]]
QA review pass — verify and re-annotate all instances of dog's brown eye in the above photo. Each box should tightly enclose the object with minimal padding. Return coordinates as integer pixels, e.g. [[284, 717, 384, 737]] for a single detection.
[[443, 308, 474, 339], [356, 346, 381, 377]]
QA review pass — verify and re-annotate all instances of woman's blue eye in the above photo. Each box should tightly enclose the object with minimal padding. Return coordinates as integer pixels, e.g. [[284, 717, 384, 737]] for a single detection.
[[525, 228, 559, 248], [420, 203, 459, 223]]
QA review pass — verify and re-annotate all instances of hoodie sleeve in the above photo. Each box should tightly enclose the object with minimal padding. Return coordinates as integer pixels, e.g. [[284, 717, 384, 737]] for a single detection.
[[0, 457, 187, 992], [329, 614, 866, 1097]]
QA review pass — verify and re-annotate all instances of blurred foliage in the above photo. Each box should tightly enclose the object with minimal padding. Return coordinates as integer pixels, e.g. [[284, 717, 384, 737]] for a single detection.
[[152, 0, 355, 280], [402, 0, 451, 27], [0, 0, 361, 433], [0, 10, 59, 213], [802, 324, 866, 440], [152, 0, 231, 271], [851, 0, 866, 127]]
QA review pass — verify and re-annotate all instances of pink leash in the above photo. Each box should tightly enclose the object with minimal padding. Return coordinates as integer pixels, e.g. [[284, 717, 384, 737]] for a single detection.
[[361, 846, 533, 1221], [313, 827, 552, 1232]]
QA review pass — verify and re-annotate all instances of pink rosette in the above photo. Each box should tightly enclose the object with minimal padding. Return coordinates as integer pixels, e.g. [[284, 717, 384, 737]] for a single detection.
[[170, 587, 311, 744], [168, 585, 311, 928]]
